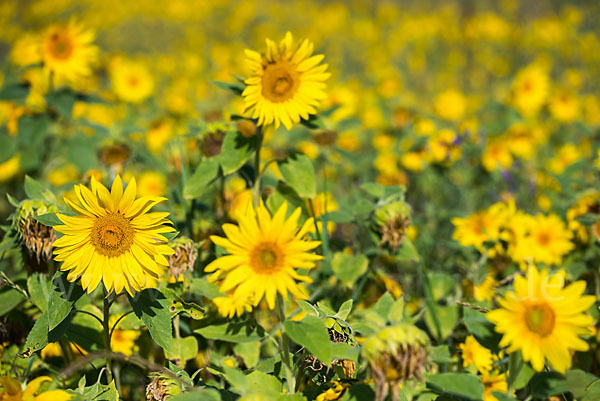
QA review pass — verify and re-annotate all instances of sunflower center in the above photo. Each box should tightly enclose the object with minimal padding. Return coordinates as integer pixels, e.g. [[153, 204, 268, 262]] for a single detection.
[[525, 302, 555, 337], [250, 242, 283, 273], [262, 61, 299, 103], [537, 232, 550, 246], [48, 31, 74, 60], [91, 213, 134, 257]]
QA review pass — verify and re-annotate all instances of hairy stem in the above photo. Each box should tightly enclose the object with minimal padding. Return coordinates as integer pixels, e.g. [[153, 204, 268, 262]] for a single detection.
[[252, 126, 264, 207], [103, 290, 113, 383]]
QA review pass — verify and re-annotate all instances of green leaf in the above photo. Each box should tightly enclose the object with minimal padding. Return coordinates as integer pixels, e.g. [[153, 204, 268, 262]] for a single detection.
[[425, 305, 458, 340], [395, 239, 420, 262], [27, 273, 51, 312], [336, 299, 353, 320], [373, 292, 395, 321], [222, 365, 282, 397], [529, 369, 600, 398], [189, 277, 224, 299], [46, 89, 76, 119], [331, 252, 368, 287], [234, 341, 261, 368], [361, 182, 385, 198], [20, 310, 70, 358], [278, 153, 316, 199], [212, 80, 246, 95], [217, 130, 256, 175], [0, 133, 17, 164], [0, 83, 29, 101], [426, 373, 484, 400], [183, 158, 220, 199], [284, 315, 332, 365], [490, 393, 517, 401], [583, 380, 600, 401], [0, 286, 26, 316], [129, 289, 173, 353], [34, 212, 63, 227], [47, 272, 84, 331], [195, 322, 264, 343], [24, 175, 48, 200], [165, 336, 199, 363], [169, 389, 221, 401], [17, 116, 50, 171], [388, 298, 405, 324]]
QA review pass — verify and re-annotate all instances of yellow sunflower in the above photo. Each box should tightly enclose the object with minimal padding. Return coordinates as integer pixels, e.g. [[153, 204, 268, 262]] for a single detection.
[[53, 175, 175, 295], [42, 20, 98, 82], [110, 58, 155, 104], [459, 335, 494, 373], [206, 201, 323, 310], [242, 32, 330, 130], [487, 265, 594, 372], [512, 214, 574, 266]]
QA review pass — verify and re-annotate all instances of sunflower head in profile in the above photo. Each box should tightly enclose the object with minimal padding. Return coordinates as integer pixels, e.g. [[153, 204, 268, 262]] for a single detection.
[[205, 201, 323, 311], [242, 32, 330, 130], [487, 265, 594, 373], [53, 175, 175, 295], [42, 19, 98, 82]]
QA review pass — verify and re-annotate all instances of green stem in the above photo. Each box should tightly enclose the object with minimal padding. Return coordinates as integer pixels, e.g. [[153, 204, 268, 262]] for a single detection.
[[276, 295, 295, 393], [252, 126, 264, 207], [103, 291, 113, 383]]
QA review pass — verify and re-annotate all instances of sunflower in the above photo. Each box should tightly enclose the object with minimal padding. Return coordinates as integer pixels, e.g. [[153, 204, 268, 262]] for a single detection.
[[42, 20, 98, 82], [110, 58, 155, 104], [53, 175, 175, 295], [459, 335, 494, 373], [205, 201, 322, 310], [487, 265, 594, 372], [242, 32, 330, 130], [512, 214, 574, 266]]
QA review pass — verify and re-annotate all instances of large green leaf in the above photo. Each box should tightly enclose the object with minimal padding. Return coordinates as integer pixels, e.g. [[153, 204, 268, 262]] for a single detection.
[[278, 154, 316, 199], [20, 311, 70, 358], [165, 336, 199, 364], [47, 272, 84, 331], [195, 322, 264, 343], [426, 373, 484, 400], [331, 252, 368, 287], [284, 315, 332, 364], [217, 130, 256, 175], [27, 273, 51, 312], [529, 369, 600, 398], [0, 287, 26, 316], [425, 304, 458, 340], [129, 289, 173, 353], [183, 158, 220, 199], [46, 89, 76, 119]]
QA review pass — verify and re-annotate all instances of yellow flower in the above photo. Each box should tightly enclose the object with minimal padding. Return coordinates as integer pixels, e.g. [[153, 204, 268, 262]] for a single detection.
[[474, 276, 497, 302], [206, 202, 323, 310], [53, 175, 176, 295], [42, 20, 98, 83], [504, 123, 546, 160], [10, 33, 42, 67], [213, 292, 254, 318], [549, 89, 580, 123], [297, 141, 319, 159], [452, 209, 502, 250], [0, 155, 20, 182], [511, 64, 550, 117], [459, 335, 494, 373], [481, 371, 509, 401], [110, 58, 155, 104], [512, 214, 574, 266], [337, 131, 360, 152], [136, 171, 166, 198], [242, 32, 330, 130], [48, 164, 79, 187], [487, 265, 594, 372], [0, 376, 73, 401], [401, 151, 426, 171], [307, 192, 338, 235], [434, 89, 466, 121], [145, 119, 174, 155], [316, 381, 347, 401], [110, 320, 140, 356], [428, 129, 461, 164], [228, 189, 253, 222], [547, 143, 582, 175], [482, 139, 512, 172]]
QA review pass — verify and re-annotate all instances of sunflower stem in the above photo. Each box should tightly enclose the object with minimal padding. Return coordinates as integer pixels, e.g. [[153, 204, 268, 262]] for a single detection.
[[252, 125, 264, 207], [507, 352, 522, 393], [276, 295, 295, 394], [103, 290, 114, 383]]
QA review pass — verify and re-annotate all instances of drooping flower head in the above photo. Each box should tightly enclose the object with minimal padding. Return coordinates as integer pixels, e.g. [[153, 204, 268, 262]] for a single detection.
[[487, 265, 594, 372], [42, 19, 99, 82], [242, 32, 330, 130], [206, 201, 322, 310], [53, 175, 175, 295]]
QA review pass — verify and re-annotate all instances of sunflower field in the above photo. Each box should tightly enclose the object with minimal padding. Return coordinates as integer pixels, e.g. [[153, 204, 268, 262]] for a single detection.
[[1, 1, 600, 400]]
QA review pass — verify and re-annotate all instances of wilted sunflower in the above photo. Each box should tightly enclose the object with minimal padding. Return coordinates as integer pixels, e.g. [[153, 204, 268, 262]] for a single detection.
[[487, 265, 594, 372], [242, 32, 330, 130], [42, 19, 98, 82], [206, 202, 322, 310], [53, 175, 175, 295]]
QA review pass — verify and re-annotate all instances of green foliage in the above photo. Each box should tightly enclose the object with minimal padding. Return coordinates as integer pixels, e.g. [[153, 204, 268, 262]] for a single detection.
[[129, 289, 174, 353]]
